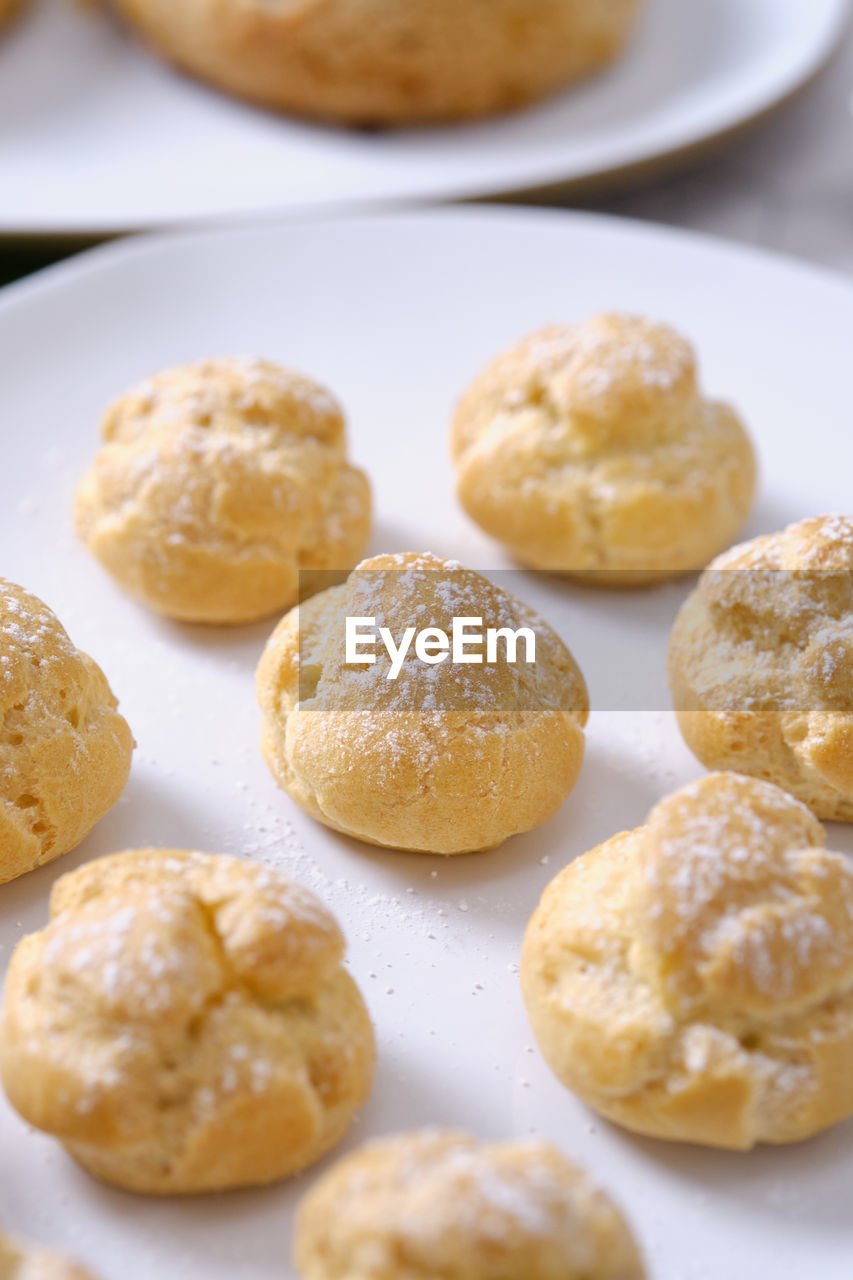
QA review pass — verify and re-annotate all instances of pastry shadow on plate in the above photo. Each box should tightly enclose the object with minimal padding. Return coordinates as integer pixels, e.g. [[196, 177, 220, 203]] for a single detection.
[[52, 1141, 294, 1251], [0, 770, 200, 931], [613, 1113, 853, 1230], [738, 492, 818, 545], [366, 518, 463, 564], [822, 820, 853, 858], [151, 612, 283, 658], [307, 730, 668, 932]]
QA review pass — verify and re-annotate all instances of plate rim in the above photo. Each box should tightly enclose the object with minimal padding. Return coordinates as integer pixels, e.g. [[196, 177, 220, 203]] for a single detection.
[[2, 0, 850, 239], [4, 204, 853, 318]]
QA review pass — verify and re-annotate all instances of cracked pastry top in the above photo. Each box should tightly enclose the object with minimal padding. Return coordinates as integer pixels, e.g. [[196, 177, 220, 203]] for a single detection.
[[107, 0, 643, 125], [0, 1231, 98, 1280], [74, 357, 372, 624], [256, 551, 589, 855], [294, 1128, 645, 1280], [669, 514, 853, 821], [521, 771, 853, 1149], [451, 313, 757, 584], [0, 578, 133, 885], [0, 848, 375, 1194]]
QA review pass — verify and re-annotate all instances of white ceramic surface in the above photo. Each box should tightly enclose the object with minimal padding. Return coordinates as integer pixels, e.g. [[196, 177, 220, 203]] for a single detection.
[[0, 0, 848, 235], [600, 21, 853, 274], [1, 208, 853, 1278]]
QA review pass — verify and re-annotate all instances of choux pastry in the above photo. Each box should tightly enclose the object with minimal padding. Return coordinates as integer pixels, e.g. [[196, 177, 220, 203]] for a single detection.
[[522, 772, 853, 1148], [669, 514, 853, 820], [294, 1129, 645, 1280], [0, 578, 133, 885], [0, 0, 23, 34], [74, 357, 371, 624], [108, 0, 643, 125], [0, 848, 375, 1193], [451, 314, 756, 583], [256, 551, 589, 854], [0, 1232, 97, 1280]]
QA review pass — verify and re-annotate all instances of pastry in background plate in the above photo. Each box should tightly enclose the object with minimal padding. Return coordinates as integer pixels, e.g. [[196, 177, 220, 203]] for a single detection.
[[0, 1231, 98, 1280], [0, 849, 375, 1193], [451, 313, 757, 584], [521, 772, 853, 1149], [256, 551, 589, 855], [294, 1129, 645, 1280], [74, 357, 371, 624], [107, 0, 643, 125], [669, 514, 853, 820], [0, 0, 23, 36], [0, 579, 133, 885]]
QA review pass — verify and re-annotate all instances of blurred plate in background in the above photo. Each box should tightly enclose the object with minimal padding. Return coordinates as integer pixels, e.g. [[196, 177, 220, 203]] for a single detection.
[[0, 0, 848, 237]]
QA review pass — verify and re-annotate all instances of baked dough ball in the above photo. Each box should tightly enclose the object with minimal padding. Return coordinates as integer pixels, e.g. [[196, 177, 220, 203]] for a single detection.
[[0, 579, 133, 885], [109, 0, 643, 126], [0, 0, 23, 35], [0, 849, 375, 1194], [451, 314, 757, 583], [294, 1129, 645, 1280], [522, 771, 853, 1149], [0, 1232, 97, 1280], [74, 357, 371, 624], [256, 551, 589, 854], [669, 515, 853, 821]]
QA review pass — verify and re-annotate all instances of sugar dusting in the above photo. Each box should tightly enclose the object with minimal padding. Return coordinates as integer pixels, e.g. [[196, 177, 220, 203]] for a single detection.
[[0, 579, 78, 689], [333, 1132, 609, 1259], [684, 515, 853, 713]]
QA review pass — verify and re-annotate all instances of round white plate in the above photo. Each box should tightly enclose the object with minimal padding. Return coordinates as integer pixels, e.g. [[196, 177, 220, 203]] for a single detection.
[[1, 0, 849, 236], [2, 208, 853, 1279]]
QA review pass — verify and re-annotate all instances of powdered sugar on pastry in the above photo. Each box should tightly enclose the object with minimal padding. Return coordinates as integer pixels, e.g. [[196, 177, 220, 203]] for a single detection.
[[451, 314, 756, 583], [0, 579, 134, 884], [294, 1129, 645, 1279], [74, 357, 371, 624], [107, 0, 642, 125], [0, 1229, 99, 1280], [256, 552, 589, 855], [669, 515, 853, 820], [0, 848, 375, 1194], [521, 772, 853, 1149]]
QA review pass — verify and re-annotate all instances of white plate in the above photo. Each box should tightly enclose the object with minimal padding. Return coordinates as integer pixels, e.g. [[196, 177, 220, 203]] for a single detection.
[[2, 207, 853, 1278], [0, 0, 849, 236]]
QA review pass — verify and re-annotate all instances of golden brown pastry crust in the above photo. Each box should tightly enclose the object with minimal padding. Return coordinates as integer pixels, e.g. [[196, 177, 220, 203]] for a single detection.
[[109, 0, 643, 125], [74, 357, 371, 624], [669, 515, 853, 821], [521, 772, 853, 1149], [294, 1129, 645, 1280], [0, 0, 23, 35], [0, 849, 375, 1194], [0, 1232, 97, 1280], [0, 579, 134, 885], [256, 551, 589, 854], [451, 315, 756, 583]]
